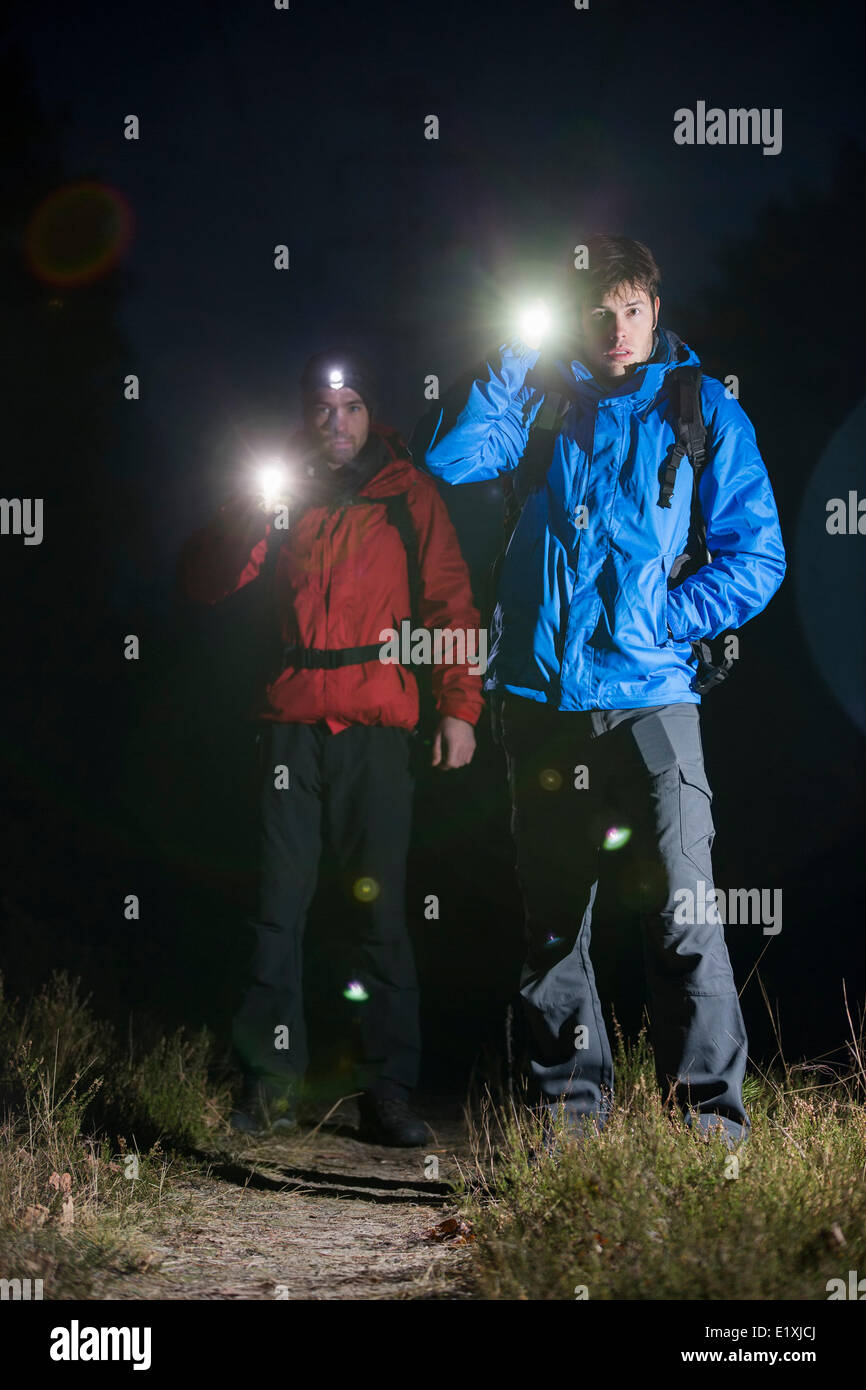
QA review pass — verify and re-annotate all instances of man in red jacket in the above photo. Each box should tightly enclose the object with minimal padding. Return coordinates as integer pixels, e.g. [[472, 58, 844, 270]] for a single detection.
[[178, 350, 482, 1144]]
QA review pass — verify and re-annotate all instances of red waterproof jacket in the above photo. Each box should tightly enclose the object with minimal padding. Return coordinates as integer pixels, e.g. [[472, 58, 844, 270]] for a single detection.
[[177, 423, 483, 732]]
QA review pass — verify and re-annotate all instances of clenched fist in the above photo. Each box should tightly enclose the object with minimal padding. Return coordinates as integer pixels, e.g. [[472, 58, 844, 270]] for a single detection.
[[431, 716, 476, 771]]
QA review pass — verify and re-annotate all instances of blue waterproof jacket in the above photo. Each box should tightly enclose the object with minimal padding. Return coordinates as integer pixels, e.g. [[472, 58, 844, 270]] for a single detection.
[[419, 328, 786, 710]]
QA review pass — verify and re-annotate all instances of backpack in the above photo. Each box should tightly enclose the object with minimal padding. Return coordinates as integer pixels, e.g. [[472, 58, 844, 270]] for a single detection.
[[378, 494, 440, 765], [485, 359, 736, 699], [657, 363, 736, 694], [260, 488, 438, 752]]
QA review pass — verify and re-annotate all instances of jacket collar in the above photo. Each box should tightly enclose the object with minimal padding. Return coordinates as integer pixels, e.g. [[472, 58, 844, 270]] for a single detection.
[[288, 423, 410, 508], [550, 328, 701, 412]]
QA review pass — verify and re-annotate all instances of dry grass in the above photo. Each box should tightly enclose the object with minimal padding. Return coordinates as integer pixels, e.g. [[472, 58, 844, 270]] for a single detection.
[[0, 972, 228, 1297], [457, 986, 866, 1300]]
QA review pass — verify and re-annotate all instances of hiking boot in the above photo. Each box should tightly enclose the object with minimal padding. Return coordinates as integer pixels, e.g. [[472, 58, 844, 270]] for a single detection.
[[229, 1078, 299, 1137], [682, 1110, 749, 1151], [358, 1086, 429, 1147], [538, 1104, 606, 1157]]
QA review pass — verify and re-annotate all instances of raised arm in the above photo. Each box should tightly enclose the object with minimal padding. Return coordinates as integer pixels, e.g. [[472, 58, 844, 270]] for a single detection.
[[175, 495, 272, 607], [412, 340, 546, 485]]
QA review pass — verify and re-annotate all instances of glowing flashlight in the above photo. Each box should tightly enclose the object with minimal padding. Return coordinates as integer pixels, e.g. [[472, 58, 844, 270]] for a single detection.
[[516, 299, 552, 350], [256, 458, 289, 507], [328, 367, 345, 389]]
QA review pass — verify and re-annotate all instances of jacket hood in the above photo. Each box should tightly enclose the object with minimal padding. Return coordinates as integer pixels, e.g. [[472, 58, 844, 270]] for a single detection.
[[549, 328, 701, 413]]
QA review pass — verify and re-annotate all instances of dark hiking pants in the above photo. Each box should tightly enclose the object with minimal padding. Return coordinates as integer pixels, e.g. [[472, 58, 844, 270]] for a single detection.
[[500, 696, 750, 1144], [231, 722, 420, 1094]]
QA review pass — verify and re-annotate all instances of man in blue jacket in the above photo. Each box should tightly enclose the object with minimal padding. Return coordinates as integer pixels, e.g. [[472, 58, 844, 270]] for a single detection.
[[415, 235, 786, 1147]]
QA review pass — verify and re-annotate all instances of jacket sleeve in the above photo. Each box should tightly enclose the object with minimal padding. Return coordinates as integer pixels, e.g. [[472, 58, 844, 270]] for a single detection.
[[405, 472, 484, 726], [665, 383, 787, 642], [176, 495, 271, 606], [413, 340, 545, 485]]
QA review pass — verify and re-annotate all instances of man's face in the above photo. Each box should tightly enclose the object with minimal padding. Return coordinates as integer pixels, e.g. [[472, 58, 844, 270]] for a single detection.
[[307, 387, 370, 468], [578, 282, 660, 380]]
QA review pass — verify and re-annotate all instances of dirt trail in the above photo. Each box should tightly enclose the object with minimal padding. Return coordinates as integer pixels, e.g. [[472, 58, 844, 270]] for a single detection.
[[92, 1096, 477, 1300]]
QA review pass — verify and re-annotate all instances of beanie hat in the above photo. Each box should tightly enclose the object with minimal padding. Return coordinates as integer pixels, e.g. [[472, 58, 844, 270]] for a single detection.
[[300, 348, 378, 420]]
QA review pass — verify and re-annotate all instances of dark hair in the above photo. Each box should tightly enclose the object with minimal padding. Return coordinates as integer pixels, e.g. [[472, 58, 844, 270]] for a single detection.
[[576, 235, 661, 309]]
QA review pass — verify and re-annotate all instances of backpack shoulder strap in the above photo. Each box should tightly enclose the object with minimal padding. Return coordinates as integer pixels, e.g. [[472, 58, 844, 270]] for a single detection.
[[504, 390, 570, 531], [663, 372, 735, 691], [382, 492, 421, 623], [529, 390, 570, 436], [657, 365, 707, 509]]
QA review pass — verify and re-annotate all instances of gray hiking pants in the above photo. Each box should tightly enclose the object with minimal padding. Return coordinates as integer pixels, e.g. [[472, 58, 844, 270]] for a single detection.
[[501, 696, 750, 1144]]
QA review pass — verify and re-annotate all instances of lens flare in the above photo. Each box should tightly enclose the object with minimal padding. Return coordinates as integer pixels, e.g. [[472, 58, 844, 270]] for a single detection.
[[795, 392, 866, 736], [602, 825, 632, 851], [25, 182, 134, 286], [353, 876, 380, 902], [539, 768, 563, 791]]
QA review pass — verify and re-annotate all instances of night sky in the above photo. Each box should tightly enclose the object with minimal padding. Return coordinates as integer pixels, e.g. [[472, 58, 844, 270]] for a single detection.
[[16, 0, 863, 575], [3, 0, 864, 1076]]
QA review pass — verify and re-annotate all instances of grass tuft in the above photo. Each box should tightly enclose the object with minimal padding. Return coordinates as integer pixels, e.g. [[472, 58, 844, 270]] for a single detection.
[[458, 997, 866, 1300], [0, 971, 230, 1295]]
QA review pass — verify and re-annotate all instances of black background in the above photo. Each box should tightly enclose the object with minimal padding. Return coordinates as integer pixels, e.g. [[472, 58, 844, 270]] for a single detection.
[[1, 0, 863, 1094]]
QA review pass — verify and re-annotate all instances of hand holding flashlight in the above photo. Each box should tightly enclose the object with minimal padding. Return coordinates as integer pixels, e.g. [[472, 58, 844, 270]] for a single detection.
[[516, 299, 553, 351], [255, 459, 292, 512]]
